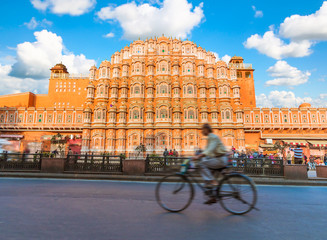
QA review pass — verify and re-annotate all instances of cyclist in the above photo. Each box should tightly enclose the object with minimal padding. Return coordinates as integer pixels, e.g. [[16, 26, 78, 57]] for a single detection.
[[192, 124, 228, 203]]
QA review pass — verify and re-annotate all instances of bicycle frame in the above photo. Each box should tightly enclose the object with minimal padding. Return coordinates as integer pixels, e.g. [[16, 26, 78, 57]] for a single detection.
[[178, 168, 246, 200]]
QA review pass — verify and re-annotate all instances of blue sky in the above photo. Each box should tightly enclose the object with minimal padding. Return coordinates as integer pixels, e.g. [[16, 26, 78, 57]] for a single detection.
[[0, 0, 327, 107]]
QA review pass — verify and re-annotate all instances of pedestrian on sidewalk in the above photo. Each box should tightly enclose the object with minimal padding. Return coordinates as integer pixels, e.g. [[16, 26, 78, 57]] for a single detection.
[[290, 145, 303, 164], [163, 148, 168, 157], [324, 154, 327, 165], [168, 149, 173, 156], [286, 151, 292, 165], [173, 149, 178, 157]]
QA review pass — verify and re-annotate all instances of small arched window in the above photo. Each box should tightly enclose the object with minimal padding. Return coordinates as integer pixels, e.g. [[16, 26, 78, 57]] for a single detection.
[[160, 109, 168, 118], [223, 86, 228, 95], [226, 110, 230, 120], [189, 110, 195, 119], [187, 85, 193, 94], [133, 109, 139, 119], [134, 85, 140, 94], [160, 84, 168, 94]]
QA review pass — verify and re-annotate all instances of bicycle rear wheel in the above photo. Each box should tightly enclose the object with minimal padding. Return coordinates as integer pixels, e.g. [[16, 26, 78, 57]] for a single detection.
[[155, 174, 194, 212], [218, 173, 257, 215]]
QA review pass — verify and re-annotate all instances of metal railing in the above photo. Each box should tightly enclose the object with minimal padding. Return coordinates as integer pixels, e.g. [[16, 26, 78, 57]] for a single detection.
[[145, 156, 187, 173], [64, 154, 123, 173], [145, 156, 284, 176], [0, 153, 42, 171], [230, 158, 284, 176]]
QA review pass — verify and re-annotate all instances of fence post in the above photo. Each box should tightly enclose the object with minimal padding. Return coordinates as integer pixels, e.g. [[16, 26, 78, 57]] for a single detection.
[[120, 155, 123, 172], [39, 153, 42, 170], [102, 155, 105, 171], [261, 158, 265, 176], [4, 151, 7, 162], [145, 154, 149, 173], [22, 153, 26, 162]]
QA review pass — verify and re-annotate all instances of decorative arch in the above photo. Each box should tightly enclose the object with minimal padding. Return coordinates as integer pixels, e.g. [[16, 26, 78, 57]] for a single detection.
[[184, 107, 197, 121], [221, 108, 233, 122], [156, 82, 170, 96]]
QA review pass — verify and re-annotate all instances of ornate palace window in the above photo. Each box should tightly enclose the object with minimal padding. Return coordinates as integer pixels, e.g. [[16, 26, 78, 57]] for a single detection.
[[184, 108, 197, 122], [157, 83, 170, 97], [198, 65, 204, 76], [184, 84, 195, 97], [219, 85, 229, 98], [233, 87, 240, 98], [209, 88, 216, 98], [221, 109, 232, 122], [131, 84, 143, 97], [160, 84, 168, 94], [129, 107, 142, 122], [183, 62, 194, 75], [160, 109, 168, 118], [133, 109, 139, 119]]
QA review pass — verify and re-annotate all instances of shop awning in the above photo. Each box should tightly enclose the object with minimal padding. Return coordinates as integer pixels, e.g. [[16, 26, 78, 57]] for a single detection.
[[0, 134, 23, 139], [283, 140, 308, 146], [259, 144, 274, 148], [307, 140, 327, 147], [41, 135, 53, 140]]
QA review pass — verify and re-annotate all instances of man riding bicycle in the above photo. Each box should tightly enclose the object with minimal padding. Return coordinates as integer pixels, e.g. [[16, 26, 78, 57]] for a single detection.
[[192, 124, 228, 187]]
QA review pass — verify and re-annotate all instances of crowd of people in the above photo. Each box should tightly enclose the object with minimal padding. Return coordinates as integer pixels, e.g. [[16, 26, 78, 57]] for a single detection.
[[231, 149, 282, 160], [162, 148, 179, 157]]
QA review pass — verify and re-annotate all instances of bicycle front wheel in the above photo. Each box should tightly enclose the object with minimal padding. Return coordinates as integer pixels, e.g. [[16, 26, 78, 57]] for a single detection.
[[218, 173, 257, 215], [155, 174, 194, 212]]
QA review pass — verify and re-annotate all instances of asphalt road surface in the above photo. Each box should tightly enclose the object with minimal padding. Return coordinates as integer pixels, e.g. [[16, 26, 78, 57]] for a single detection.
[[0, 178, 326, 240]]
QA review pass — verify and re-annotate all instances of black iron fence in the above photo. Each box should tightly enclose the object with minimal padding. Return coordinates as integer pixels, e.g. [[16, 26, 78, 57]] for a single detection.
[[0, 153, 42, 171], [145, 156, 284, 176], [230, 158, 284, 176], [145, 156, 187, 173], [64, 154, 123, 173]]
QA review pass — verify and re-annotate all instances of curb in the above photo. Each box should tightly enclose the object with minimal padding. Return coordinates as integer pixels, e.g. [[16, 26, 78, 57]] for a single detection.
[[1, 172, 327, 186]]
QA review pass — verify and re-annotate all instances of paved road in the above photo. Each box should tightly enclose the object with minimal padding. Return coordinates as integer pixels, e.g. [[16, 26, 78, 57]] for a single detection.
[[0, 178, 326, 240]]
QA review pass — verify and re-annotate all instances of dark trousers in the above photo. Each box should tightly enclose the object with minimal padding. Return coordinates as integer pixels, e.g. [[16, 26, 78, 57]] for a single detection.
[[294, 158, 303, 164]]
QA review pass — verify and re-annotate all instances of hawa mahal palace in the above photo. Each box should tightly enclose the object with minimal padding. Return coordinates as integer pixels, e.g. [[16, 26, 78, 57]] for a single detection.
[[0, 36, 326, 156]]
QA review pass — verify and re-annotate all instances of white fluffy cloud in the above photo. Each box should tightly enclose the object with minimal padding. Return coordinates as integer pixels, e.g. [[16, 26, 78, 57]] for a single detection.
[[97, 0, 204, 40], [0, 64, 48, 95], [265, 60, 310, 86], [10, 30, 95, 79], [24, 17, 52, 30], [221, 54, 231, 64], [244, 31, 312, 59], [252, 6, 263, 18], [244, 2, 327, 59], [256, 91, 327, 108], [104, 32, 115, 38], [31, 0, 96, 16], [280, 2, 327, 41]]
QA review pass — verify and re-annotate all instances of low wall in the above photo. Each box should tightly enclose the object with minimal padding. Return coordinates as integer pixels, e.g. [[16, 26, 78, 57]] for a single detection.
[[284, 165, 307, 180], [41, 158, 65, 173], [316, 166, 327, 178], [123, 159, 145, 175]]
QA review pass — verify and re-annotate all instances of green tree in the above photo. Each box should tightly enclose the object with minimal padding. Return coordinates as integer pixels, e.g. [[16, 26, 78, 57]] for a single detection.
[[274, 140, 289, 159], [135, 144, 146, 159], [51, 133, 66, 158]]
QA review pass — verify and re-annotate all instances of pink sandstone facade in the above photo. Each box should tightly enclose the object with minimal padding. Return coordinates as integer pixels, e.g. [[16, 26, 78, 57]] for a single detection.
[[0, 37, 326, 156]]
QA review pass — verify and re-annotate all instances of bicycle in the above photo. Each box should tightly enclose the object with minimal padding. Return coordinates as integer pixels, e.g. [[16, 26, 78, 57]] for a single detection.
[[155, 158, 258, 215]]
